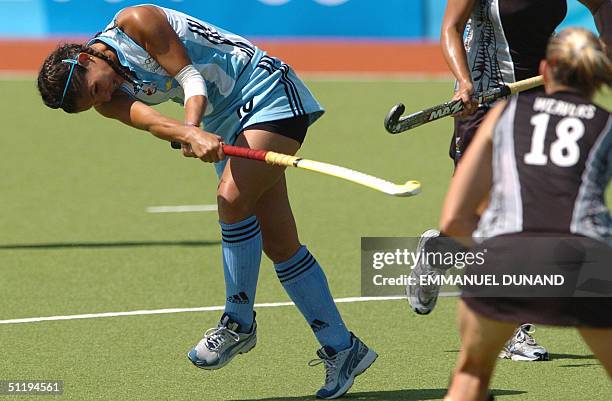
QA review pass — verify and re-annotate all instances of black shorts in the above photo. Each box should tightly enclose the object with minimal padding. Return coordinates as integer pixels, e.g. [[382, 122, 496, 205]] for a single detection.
[[243, 115, 310, 144], [464, 296, 612, 328], [449, 107, 489, 166], [450, 88, 546, 166], [462, 234, 612, 328]]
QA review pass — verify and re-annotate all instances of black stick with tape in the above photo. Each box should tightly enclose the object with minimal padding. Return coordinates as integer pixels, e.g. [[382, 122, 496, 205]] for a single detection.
[[384, 75, 543, 134]]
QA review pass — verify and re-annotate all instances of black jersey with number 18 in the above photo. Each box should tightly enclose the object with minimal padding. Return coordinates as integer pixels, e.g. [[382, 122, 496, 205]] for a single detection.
[[475, 91, 612, 244]]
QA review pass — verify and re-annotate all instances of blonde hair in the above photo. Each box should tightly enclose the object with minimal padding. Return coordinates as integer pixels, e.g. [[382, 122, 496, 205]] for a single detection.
[[546, 27, 611, 97]]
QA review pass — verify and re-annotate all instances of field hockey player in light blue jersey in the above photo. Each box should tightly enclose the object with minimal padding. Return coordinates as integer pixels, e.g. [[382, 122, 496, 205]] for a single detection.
[[37, 4, 376, 398]]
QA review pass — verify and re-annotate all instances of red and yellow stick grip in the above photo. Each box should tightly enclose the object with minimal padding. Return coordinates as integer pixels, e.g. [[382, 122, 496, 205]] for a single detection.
[[170, 142, 300, 167]]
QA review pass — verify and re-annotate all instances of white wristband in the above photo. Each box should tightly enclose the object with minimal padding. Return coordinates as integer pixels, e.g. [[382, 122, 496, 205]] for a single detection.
[[175, 64, 207, 105]]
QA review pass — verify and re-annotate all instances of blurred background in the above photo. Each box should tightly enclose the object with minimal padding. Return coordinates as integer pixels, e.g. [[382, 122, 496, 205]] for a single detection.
[[0, 0, 599, 75]]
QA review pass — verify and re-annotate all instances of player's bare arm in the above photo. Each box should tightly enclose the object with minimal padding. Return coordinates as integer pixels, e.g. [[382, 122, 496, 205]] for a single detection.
[[439, 100, 506, 244], [441, 0, 478, 116], [116, 5, 206, 125], [95, 94, 223, 163]]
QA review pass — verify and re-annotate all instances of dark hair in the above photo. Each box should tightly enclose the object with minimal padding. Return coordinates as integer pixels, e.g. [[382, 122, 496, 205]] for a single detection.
[[37, 43, 134, 113]]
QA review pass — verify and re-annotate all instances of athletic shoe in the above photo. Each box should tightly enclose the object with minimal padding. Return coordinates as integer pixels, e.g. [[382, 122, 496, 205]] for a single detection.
[[187, 313, 257, 370], [407, 229, 442, 315], [499, 324, 549, 361], [309, 334, 378, 399]]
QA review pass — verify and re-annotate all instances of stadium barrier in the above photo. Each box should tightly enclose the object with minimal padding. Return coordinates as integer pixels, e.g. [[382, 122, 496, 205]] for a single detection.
[[0, 0, 595, 75], [0, 39, 448, 75]]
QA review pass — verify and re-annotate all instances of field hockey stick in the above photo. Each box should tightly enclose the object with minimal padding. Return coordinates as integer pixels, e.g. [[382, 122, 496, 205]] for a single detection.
[[384, 75, 544, 134], [170, 142, 420, 197]]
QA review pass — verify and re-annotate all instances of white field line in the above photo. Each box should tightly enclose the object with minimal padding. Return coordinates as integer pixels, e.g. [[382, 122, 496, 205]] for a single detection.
[[146, 204, 218, 213], [0, 293, 460, 325]]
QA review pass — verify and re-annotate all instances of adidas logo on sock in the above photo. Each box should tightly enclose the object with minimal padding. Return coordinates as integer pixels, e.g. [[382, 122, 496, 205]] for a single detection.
[[310, 319, 329, 333], [227, 292, 249, 304]]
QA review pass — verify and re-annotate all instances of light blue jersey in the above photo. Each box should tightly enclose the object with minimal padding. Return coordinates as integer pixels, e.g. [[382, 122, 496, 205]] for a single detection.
[[89, 4, 324, 174]]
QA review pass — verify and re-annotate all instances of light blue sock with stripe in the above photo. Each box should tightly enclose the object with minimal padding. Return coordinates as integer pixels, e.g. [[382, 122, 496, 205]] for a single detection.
[[220, 215, 262, 332], [274, 245, 351, 351]]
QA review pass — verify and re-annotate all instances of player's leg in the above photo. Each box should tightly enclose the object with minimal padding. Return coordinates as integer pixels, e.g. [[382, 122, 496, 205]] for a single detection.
[[256, 174, 377, 399], [248, 132, 376, 399], [188, 129, 298, 370], [578, 328, 612, 378], [254, 173, 352, 349], [408, 109, 490, 315], [446, 300, 515, 401]]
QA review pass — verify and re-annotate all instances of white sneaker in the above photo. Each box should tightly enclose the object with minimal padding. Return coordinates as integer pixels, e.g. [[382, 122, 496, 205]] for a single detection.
[[407, 229, 443, 315], [187, 313, 257, 370], [499, 324, 549, 361]]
